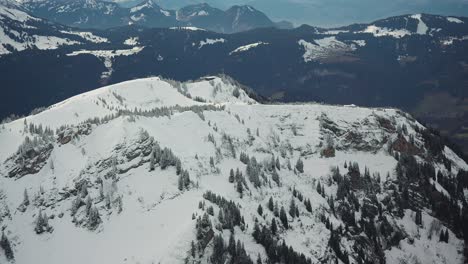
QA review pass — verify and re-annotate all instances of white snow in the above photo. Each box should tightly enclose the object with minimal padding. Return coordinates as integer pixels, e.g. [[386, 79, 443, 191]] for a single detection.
[[170, 26, 206, 31], [130, 13, 145, 22], [323, 30, 349, 35], [229, 42, 268, 55], [190, 10, 209, 17], [0, 4, 40, 22], [0, 75, 466, 264], [198, 38, 225, 49], [441, 35, 468, 45], [0, 27, 81, 55], [59, 30, 108, 43], [298, 37, 355, 62], [410, 14, 429, 35], [352, 40, 366, 47], [447, 17, 464, 24], [123, 37, 139, 46], [67, 47, 144, 78], [385, 210, 464, 264], [160, 9, 171, 16], [362, 25, 412, 38]]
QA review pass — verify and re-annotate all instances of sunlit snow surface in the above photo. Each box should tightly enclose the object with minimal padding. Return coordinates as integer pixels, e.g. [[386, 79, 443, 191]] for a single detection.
[[0, 76, 466, 264]]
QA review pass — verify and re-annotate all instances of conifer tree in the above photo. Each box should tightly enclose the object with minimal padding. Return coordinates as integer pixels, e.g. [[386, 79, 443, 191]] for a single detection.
[[237, 181, 243, 198], [274, 202, 279, 217], [228, 232, 236, 257], [191, 240, 196, 258], [0, 232, 14, 260], [316, 182, 322, 194], [280, 206, 288, 229], [229, 169, 235, 183], [289, 198, 296, 218], [88, 206, 101, 230], [23, 189, 30, 206], [268, 197, 274, 212], [295, 158, 304, 173], [271, 218, 278, 235], [257, 204, 263, 216]]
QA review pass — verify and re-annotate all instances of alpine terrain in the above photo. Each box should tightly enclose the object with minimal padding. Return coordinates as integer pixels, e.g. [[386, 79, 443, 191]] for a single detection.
[[1, 1, 468, 154], [0, 75, 467, 264]]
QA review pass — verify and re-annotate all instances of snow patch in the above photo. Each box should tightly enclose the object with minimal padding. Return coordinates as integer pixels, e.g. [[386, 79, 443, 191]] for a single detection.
[[229, 42, 268, 55], [410, 14, 429, 35], [67, 47, 144, 78], [362, 25, 412, 38], [170, 26, 205, 31], [198, 38, 225, 49], [447, 17, 463, 24], [123, 37, 139, 46], [298, 37, 355, 62], [59, 31, 108, 43]]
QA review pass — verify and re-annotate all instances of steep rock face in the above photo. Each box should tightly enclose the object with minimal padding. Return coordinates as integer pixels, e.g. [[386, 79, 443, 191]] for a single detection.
[[0, 76, 467, 264]]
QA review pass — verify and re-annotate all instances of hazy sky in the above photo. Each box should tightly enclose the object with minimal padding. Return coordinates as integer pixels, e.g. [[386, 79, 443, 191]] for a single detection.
[[152, 0, 468, 27]]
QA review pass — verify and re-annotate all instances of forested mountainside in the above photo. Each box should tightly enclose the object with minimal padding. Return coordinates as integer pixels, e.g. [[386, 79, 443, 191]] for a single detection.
[[0, 75, 467, 264]]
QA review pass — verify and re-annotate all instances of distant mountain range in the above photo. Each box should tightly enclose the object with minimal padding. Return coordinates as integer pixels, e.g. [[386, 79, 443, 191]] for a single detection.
[[0, 1, 468, 153], [18, 0, 292, 32]]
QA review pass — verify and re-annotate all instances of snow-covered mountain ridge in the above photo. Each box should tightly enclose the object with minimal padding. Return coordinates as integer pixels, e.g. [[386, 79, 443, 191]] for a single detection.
[[0, 75, 467, 264]]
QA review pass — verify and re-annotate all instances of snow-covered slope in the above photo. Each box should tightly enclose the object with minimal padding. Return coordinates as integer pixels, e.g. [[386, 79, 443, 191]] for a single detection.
[[0, 1, 107, 55], [0, 76, 466, 264]]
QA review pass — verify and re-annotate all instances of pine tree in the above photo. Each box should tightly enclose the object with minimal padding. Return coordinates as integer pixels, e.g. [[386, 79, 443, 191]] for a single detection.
[[415, 210, 422, 226], [211, 234, 225, 264], [295, 158, 304, 173], [257, 204, 263, 216], [88, 206, 101, 230], [237, 181, 243, 198], [272, 169, 280, 186], [289, 198, 296, 218], [183, 170, 191, 188], [305, 199, 312, 212], [229, 169, 235, 183], [275, 157, 281, 170], [207, 206, 214, 216], [228, 232, 236, 257], [280, 206, 288, 229], [271, 218, 278, 235], [268, 197, 274, 212], [257, 253, 262, 264], [191, 240, 196, 258], [176, 159, 182, 175], [85, 196, 92, 216], [274, 202, 279, 217], [23, 189, 30, 206], [316, 182, 322, 194], [35, 211, 50, 234], [178, 174, 184, 191], [439, 230, 445, 242], [0, 232, 14, 260], [149, 148, 155, 171]]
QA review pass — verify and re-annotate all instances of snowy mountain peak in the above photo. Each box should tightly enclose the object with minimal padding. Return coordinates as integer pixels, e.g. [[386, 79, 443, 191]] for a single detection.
[[7, 76, 256, 129], [0, 74, 467, 264]]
